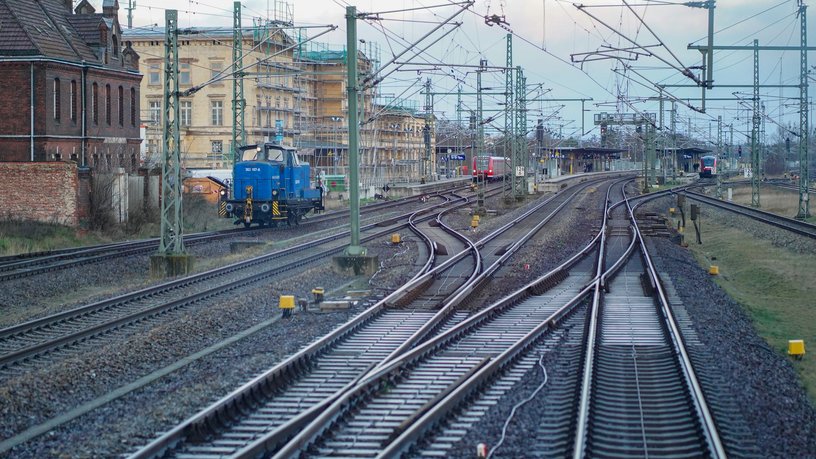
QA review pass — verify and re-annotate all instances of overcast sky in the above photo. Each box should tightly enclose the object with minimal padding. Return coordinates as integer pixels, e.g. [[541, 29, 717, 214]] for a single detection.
[[120, 0, 813, 146]]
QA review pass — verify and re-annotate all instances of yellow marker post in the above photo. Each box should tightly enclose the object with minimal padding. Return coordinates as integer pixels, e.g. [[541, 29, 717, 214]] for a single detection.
[[391, 233, 401, 244], [311, 288, 324, 304], [279, 295, 295, 318], [708, 265, 719, 275], [788, 340, 806, 360]]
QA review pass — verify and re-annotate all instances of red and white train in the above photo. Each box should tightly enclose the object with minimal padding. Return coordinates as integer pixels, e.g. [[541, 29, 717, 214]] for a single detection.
[[472, 156, 510, 182]]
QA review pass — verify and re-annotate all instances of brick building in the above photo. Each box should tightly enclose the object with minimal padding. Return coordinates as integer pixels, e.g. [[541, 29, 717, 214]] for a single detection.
[[0, 0, 142, 171]]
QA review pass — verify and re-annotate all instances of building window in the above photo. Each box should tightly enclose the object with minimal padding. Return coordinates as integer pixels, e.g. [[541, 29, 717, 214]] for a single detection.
[[70, 80, 77, 122], [211, 140, 223, 153], [118, 86, 124, 126], [275, 96, 280, 108], [211, 100, 223, 126], [210, 61, 223, 80], [148, 63, 160, 85], [179, 62, 191, 85], [130, 88, 136, 126], [53, 78, 61, 121], [180, 101, 192, 127], [105, 84, 111, 125], [92, 82, 98, 125], [148, 100, 161, 124]]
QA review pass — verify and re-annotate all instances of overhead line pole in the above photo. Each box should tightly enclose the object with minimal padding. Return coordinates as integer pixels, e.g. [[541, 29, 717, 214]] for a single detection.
[[345, 5, 365, 257], [798, 0, 810, 218], [504, 33, 514, 201], [150, 9, 193, 277], [231, 1, 246, 166]]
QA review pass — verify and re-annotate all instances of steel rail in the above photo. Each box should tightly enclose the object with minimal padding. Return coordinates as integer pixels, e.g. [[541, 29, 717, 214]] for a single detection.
[[265, 178, 625, 459], [684, 189, 816, 238], [630, 196, 727, 458], [126, 194, 491, 459], [0, 189, 462, 279], [0, 192, 486, 371]]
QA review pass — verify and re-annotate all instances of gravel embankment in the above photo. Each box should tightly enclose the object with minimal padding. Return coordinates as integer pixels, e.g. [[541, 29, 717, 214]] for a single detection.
[[0, 200, 429, 329], [445, 185, 605, 307], [434, 195, 816, 458], [1, 237, 418, 458]]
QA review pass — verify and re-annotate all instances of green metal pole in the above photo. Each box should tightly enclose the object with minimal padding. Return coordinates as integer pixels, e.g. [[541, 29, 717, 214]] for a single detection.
[[159, 9, 184, 255], [231, 1, 246, 166], [716, 115, 723, 198], [345, 6, 364, 255], [798, 0, 810, 218], [424, 78, 432, 182], [476, 59, 486, 213], [515, 67, 526, 199], [752, 39, 761, 208], [504, 34, 513, 201]]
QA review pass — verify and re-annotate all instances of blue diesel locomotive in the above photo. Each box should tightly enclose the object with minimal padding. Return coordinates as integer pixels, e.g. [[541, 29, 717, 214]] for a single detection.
[[223, 143, 324, 227]]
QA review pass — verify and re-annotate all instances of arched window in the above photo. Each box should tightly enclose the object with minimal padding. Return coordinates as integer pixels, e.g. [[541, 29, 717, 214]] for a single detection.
[[105, 84, 111, 125], [53, 78, 61, 121], [130, 88, 136, 127], [92, 82, 98, 125], [118, 85, 124, 126], [112, 35, 119, 57]]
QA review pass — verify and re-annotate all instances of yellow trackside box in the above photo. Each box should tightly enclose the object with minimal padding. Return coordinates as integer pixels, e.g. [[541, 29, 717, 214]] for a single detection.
[[788, 340, 805, 358], [709, 265, 719, 275], [391, 233, 401, 244], [279, 295, 295, 309]]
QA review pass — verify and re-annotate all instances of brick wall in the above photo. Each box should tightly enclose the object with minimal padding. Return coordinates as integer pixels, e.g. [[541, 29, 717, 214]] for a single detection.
[[0, 161, 87, 226]]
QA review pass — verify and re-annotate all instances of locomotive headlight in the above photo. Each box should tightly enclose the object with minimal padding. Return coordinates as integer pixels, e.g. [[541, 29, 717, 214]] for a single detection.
[[272, 190, 278, 196], [220, 189, 226, 196]]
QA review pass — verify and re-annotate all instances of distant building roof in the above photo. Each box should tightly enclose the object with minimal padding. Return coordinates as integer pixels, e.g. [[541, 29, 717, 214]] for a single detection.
[[0, 0, 134, 70]]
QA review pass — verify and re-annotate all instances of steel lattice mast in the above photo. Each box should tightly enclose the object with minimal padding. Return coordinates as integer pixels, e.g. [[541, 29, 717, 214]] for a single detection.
[[504, 34, 514, 200], [159, 10, 184, 255], [514, 66, 526, 199], [798, 0, 810, 218], [232, 1, 246, 165], [751, 39, 761, 208]]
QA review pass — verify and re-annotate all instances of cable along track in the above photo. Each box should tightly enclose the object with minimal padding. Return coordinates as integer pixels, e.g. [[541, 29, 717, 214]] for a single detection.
[[128, 177, 620, 459]]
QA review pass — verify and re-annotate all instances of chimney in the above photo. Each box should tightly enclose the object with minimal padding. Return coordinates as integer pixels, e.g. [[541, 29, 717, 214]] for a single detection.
[[102, 0, 119, 19]]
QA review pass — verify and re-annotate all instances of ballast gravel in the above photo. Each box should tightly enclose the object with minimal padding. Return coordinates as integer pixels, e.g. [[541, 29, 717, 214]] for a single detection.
[[0, 237, 418, 458], [432, 196, 815, 459]]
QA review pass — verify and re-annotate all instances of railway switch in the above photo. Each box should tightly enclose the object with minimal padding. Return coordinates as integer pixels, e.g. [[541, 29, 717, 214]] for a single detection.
[[279, 295, 295, 318], [788, 340, 806, 360]]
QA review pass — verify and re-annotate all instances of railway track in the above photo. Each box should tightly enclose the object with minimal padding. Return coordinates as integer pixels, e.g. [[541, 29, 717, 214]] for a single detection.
[[0, 192, 472, 376], [572, 184, 724, 458], [684, 190, 816, 238], [127, 176, 625, 458], [0, 190, 457, 282], [259, 179, 726, 459]]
